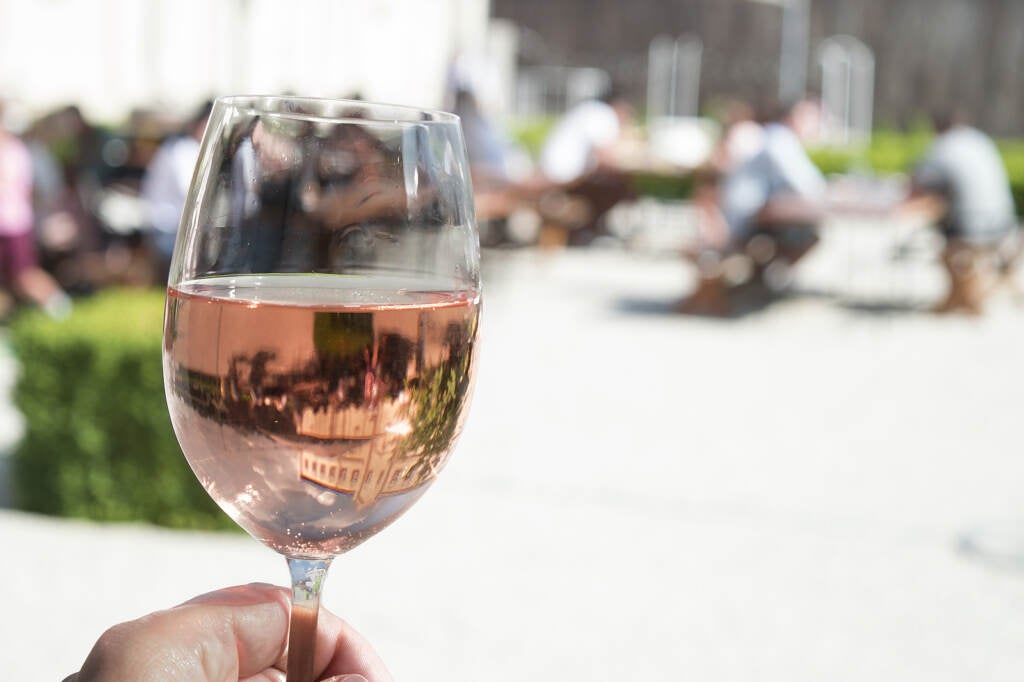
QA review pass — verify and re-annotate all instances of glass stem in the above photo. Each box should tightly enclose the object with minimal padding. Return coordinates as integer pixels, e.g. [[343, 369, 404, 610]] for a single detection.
[[286, 557, 332, 682]]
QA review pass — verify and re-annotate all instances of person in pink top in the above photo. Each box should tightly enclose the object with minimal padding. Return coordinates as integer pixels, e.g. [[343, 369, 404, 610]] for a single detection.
[[0, 101, 69, 318]]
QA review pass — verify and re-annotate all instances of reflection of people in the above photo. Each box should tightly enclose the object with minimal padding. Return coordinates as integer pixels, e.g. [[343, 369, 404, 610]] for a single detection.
[[906, 110, 1017, 314], [142, 100, 212, 278], [315, 122, 408, 234], [63, 583, 391, 682], [0, 101, 71, 318], [681, 98, 826, 315]]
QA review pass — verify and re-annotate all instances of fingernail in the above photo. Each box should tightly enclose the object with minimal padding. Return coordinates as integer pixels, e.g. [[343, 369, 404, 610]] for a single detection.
[[323, 676, 368, 682]]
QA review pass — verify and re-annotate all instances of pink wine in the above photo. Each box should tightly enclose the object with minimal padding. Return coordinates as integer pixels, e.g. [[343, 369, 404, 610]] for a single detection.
[[164, 274, 479, 557]]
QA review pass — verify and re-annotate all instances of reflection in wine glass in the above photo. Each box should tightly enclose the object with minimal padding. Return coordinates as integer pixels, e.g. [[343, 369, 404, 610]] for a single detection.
[[162, 96, 480, 682]]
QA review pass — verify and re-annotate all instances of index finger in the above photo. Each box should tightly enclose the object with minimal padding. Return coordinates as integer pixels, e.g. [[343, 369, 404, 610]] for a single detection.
[[314, 607, 393, 682], [264, 599, 393, 682]]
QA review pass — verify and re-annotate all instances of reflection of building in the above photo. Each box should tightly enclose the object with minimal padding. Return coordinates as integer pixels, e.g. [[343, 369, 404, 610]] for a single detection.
[[298, 393, 422, 508], [300, 436, 425, 508], [297, 395, 407, 440]]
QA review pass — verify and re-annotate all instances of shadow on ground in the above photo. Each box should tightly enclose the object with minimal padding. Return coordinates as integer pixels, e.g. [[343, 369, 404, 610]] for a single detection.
[[616, 287, 935, 321], [957, 524, 1024, 574], [831, 297, 932, 316], [615, 285, 827, 320]]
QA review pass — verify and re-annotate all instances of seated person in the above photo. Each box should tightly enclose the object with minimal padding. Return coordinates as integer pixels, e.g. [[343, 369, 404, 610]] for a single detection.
[[707, 99, 765, 174], [0, 104, 71, 319], [680, 97, 827, 315], [142, 100, 212, 280], [452, 87, 533, 235], [536, 86, 637, 245], [906, 109, 1017, 314]]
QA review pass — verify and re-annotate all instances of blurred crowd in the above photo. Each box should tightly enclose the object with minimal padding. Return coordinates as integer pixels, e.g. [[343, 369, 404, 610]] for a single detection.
[[0, 82, 1019, 321], [0, 99, 216, 320], [453, 81, 1020, 317]]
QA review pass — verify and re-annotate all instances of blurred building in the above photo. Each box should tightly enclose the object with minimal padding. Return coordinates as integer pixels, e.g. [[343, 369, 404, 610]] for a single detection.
[[495, 0, 1024, 136], [0, 0, 490, 122]]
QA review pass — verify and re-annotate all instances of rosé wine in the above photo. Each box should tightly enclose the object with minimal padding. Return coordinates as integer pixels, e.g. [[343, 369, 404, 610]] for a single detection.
[[164, 274, 479, 557]]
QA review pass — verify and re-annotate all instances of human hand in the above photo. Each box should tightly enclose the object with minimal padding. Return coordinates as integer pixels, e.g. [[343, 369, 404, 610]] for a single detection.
[[63, 583, 393, 682]]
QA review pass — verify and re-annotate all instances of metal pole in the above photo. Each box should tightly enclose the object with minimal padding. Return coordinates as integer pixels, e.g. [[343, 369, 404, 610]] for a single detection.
[[778, 0, 809, 101]]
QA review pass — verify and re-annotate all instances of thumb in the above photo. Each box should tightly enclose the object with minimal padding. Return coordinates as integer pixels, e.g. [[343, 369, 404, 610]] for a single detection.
[[76, 584, 291, 681]]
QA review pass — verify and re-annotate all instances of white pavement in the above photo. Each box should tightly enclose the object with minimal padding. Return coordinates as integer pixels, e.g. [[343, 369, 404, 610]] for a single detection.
[[3, 218, 1024, 681]]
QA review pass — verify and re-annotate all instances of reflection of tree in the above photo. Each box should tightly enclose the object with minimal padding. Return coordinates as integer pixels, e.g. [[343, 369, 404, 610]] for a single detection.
[[402, 319, 477, 484], [378, 333, 414, 399], [313, 311, 374, 408], [172, 368, 227, 421], [170, 307, 478, 494]]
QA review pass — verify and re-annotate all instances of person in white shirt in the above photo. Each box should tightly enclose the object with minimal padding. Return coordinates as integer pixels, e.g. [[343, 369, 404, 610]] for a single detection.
[[541, 96, 625, 183], [536, 88, 636, 245], [681, 98, 827, 315], [907, 109, 1017, 314], [142, 101, 211, 278]]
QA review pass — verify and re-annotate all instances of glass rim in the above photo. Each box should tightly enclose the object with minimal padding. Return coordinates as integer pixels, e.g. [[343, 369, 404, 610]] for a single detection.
[[214, 94, 461, 126]]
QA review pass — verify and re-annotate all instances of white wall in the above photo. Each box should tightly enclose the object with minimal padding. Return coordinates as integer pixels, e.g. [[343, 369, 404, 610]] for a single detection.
[[0, 0, 489, 123]]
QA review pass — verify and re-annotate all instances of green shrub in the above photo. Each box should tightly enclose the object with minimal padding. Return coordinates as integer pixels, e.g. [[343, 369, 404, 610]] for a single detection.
[[10, 289, 234, 530], [508, 116, 557, 159], [630, 170, 695, 200]]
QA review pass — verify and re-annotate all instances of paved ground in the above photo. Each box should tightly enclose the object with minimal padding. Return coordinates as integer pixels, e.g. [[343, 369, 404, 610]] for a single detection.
[[3, 216, 1024, 681]]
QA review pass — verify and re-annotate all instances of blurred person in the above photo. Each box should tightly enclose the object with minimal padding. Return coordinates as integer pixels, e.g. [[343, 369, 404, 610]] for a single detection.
[[683, 99, 765, 301], [0, 100, 71, 318], [540, 86, 632, 184], [48, 105, 111, 237], [452, 87, 541, 243], [63, 583, 391, 682], [537, 86, 637, 245], [23, 104, 122, 290], [904, 108, 1017, 314], [454, 87, 517, 189], [142, 100, 213, 280], [18, 107, 102, 290], [680, 97, 827, 315], [707, 99, 765, 173]]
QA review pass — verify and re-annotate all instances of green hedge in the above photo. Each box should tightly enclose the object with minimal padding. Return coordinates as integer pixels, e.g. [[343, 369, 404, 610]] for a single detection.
[[10, 289, 234, 530]]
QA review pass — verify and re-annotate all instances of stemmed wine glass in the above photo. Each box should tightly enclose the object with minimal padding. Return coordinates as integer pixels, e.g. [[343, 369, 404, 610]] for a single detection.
[[162, 96, 481, 682]]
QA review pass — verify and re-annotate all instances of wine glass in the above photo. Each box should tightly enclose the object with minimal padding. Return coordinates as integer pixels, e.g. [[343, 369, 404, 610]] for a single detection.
[[161, 96, 480, 682]]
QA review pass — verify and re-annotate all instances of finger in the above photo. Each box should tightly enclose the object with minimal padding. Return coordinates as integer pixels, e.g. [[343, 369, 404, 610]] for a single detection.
[[309, 607, 393, 682], [181, 582, 289, 609], [76, 583, 290, 681], [177, 583, 293, 677], [241, 671, 286, 682], [268, 602, 393, 681]]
